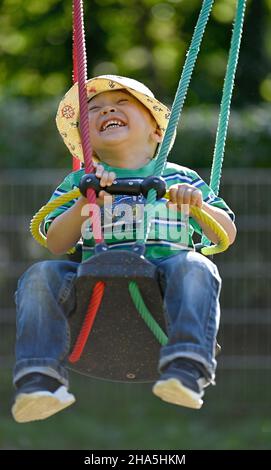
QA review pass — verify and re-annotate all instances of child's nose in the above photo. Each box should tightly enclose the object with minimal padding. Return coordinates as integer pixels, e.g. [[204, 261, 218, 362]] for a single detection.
[[101, 106, 117, 115]]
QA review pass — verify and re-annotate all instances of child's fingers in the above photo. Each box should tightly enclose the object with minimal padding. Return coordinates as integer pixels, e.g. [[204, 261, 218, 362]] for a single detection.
[[190, 189, 203, 208], [107, 171, 116, 185], [95, 164, 116, 187], [168, 185, 203, 211], [100, 170, 110, 187], [100, 171, 116, 188], [166, 200, 178, 211], [177, 186, 194, 206], [98, 190, 108, 198], [95, 164, 104, 178], [169, 187, 178, 204], [96, 190, 112, 207]]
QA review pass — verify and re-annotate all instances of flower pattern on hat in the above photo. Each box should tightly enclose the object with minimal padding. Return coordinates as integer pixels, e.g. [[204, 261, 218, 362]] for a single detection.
[[61, 105, 75, 119]]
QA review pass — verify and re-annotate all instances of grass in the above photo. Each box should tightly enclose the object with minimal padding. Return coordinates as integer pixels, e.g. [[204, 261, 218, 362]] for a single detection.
[[1, 367, 271, 450]]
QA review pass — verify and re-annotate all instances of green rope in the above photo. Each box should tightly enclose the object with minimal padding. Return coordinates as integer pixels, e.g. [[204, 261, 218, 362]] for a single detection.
[[202, 0, 246, 245], [138, 0, 215, 244], [154, 0, 215, 179], [130, 1, 246, 341], [210, 0, 247, 195], [132, 0, 215, 341], [128, 281, 168, 346]]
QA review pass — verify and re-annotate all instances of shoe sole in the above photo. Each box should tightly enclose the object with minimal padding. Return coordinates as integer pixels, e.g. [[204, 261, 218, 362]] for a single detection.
[[152, 378, 203, 409], [12, 386, 76, 423]]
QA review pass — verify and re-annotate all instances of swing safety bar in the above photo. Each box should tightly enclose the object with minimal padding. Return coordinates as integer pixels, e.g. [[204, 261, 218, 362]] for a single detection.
[[30, 182, 230, 257]]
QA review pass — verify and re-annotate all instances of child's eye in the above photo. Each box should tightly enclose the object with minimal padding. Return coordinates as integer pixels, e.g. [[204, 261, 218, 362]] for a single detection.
[[117, 99, 128, 104], [88, 106, 100, 112]]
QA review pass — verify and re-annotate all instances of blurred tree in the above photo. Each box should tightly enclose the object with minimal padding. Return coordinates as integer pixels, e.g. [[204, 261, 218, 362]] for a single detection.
[[0, 0, 270, 106], [235, 0, 271, 104]]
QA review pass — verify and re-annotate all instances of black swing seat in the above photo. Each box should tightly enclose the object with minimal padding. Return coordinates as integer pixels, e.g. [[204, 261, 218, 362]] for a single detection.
[[68, 250, 166, 383]]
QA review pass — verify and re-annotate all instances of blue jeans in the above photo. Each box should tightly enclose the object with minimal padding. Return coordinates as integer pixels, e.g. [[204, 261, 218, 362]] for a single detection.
[[14, 251, 221, 387]]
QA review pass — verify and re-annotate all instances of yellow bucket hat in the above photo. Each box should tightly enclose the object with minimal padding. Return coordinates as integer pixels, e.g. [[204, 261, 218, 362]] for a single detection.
[[56, 74, 172, 163]]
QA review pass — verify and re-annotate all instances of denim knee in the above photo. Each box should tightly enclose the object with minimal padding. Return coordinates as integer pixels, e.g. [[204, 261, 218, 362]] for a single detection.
[[15, 260, 75, 308], [178, 251, 221, 285], [21, 259, 57, 282], [158, 251, 220, 280]]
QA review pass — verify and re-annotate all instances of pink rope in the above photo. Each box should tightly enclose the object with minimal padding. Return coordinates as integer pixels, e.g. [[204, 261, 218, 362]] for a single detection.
[[72, 7, 78, 84], [73, 0, 94, 174], [70, 0, 105, 364], [73, 0, 103, 243]]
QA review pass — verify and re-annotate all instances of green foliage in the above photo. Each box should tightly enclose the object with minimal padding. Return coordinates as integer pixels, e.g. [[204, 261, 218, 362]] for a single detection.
[[1, 98, 270, 169], [0, 0, 271, 105], [1, 0, 270, 169], [0, 98, 67, 169], [171, 104, 271, 169]]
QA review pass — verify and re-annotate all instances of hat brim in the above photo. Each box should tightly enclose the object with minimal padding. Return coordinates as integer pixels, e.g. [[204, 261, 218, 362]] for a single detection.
[[56, 76, 171, 163]]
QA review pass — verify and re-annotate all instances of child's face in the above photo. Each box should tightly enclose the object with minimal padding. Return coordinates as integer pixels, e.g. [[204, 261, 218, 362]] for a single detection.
[[88, 90, 161, 158]]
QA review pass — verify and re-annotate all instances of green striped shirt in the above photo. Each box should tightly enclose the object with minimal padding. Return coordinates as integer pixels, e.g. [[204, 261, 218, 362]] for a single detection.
[[44, 159, 234, 261]]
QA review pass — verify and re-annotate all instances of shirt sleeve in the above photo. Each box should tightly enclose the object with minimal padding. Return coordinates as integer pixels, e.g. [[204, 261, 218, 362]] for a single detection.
[[188, 170, 235, 236], [42, 173, 80, 235]]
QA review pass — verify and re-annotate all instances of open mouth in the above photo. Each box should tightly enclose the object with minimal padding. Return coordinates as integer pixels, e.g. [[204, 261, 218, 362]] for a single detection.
[[100, 119, 127, 132]]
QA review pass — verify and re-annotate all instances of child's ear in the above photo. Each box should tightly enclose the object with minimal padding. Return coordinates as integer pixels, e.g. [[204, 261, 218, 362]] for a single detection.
[[151, 126, 163, 144]]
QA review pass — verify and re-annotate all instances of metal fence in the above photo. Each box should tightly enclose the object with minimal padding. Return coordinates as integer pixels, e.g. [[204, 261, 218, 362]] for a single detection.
[[0, 168, 270, 369]]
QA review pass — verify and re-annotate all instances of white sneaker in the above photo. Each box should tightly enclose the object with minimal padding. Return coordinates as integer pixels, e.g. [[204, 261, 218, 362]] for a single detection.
[[152, 378, 203, 409], [12, 386, 76, 423]]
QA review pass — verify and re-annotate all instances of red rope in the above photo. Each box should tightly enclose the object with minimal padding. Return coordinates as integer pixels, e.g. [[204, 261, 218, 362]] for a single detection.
[[69, 1, 105, 362], [69, 281, 105, 363]]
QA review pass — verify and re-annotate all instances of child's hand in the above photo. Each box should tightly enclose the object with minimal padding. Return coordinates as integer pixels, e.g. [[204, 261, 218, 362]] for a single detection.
[[94, 163, 116, 206], [167, 184, 203, 213]]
